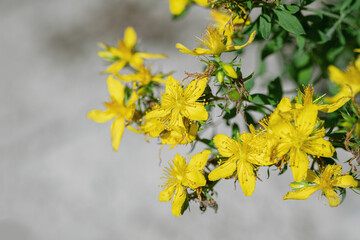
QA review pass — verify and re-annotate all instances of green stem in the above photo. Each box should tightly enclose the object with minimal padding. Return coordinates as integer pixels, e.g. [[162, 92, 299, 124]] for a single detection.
[[303, 7, 358, 29]]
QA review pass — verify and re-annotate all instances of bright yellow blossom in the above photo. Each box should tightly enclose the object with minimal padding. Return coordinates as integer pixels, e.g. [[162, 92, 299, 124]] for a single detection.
[[325, 55, 360, 103], [264, 105, 335, 182], [115, 64, 166, 86], [283, 165, 358, 207], [169, 0, 209, 15], [98, 27, 166, 74], [210, 9, 250, 44], [161, 120, 198, 147], [159, 150, 211, 216], [176, 25, 256, 56], [145, 76, 209, 130], [88, 75, 138, 151], [208, 127, 276, 196]]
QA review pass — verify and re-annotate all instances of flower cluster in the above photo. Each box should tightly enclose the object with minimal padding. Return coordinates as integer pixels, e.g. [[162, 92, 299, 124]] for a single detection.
[[89, 1, 360, 216]]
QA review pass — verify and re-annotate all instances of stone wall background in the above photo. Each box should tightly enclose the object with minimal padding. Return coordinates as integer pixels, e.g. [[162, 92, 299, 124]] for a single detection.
[[1, 0, 359, 239]]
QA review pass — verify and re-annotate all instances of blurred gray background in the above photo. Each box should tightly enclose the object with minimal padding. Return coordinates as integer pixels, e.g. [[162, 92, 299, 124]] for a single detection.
[[1, 0, 359, 239]]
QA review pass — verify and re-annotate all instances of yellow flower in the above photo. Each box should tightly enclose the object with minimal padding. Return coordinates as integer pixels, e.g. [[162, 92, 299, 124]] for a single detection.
[[297, 86, 350, 113], [210, 9, 250, 44], [265, 105, 335, 182], [145, 76, 209, 130], [208, 127, 276, 196], [98, 27, 166, 74], [115, 64, 166, 86], [161, 120, 198, 147], [283, 165, 358, 207], [159, 150, 211, 217], [88, 75, 138, 151], [325, 55, 360, 103], [176, 25, 256, 56], [169, 0, 209, 15]]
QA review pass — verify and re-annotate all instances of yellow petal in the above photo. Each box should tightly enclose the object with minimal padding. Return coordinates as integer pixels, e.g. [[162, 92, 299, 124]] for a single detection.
[[183, 103, 208, 121], [302, 138, 334, 158], [289, 147, 309, 182], [184, 78, 207, 102], [328, 65, 346, 85], [317, 96, 350, 113], [306, 169, 320, 184], [105, 60, 127, 73], [173, 154, 187, 170], [176, 43, 198, 55], [193, 0, 209, 7], [111, 117, 125, 151], [129, 54, 144, 70], [87, 109, 117, 123], [283, 185, 320, 200], [208, 160, 236, 181], [169, 0, 187, 15], [144, 108, 171, 120], [332, 175, 359, 188], [185, 171, 206, 189], [187, 150, 211, 171], [126, 90, 139, 107], [213, 134, 239, 157], [227, 31, 256, 51], [237, 161, 256, 196], [136, 52, 167, 59], [169, 109, 185, 129], [159, 184, 176, 202], [124, 27, 137, 50], [171, 186, 187, 217], [165, 76, 182, 97], [107, 75, 124, 104], [295, 105, 318, 137], [324, 188, 340, 207]]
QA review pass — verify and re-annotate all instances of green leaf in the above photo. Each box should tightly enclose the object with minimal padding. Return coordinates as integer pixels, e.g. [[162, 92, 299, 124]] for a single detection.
[[280, 4, 300, 14], [250, 94, 277, 105], [232, 123, 240, 141], [267, 77, 283, 103], [244, 77, 255, 91], [273, 9, 305, 35], [296, 35, 306, 50], [259, 13, 272, 39]]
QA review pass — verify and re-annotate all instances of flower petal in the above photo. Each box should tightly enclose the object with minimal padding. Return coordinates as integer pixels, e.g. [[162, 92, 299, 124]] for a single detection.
[[124, 27, 137, 50], [213, 134, 239, 157], [126, 90, 139, 107], [324, 188, 340, 207], [332, 175, 358, 188], [183, 103, 208, 121], [105, 60, 127, 73], [289, 147, 310, 182], [306, 169, 320, 184], [169, 0, 187, 15], [171, 186, 187, 217], [295, 105, 318, 137], [187, 150, 211, 171], [208, 160, 236, 181], [173, 154, 187, 171], [107, 75, 124, 104], [185, 171, 206, 189], [136, 52, 167, 59], [227, 31, 256, 51], [111, 117, 125, 152], [237, 161, 256, 196], [159, 184, 176, 202], [302, 138, 334, 158], [317, 96, 350, 113], [184, 78, 207, 103], [283, 185, 320, 200], [88, 109, 117, 123]]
